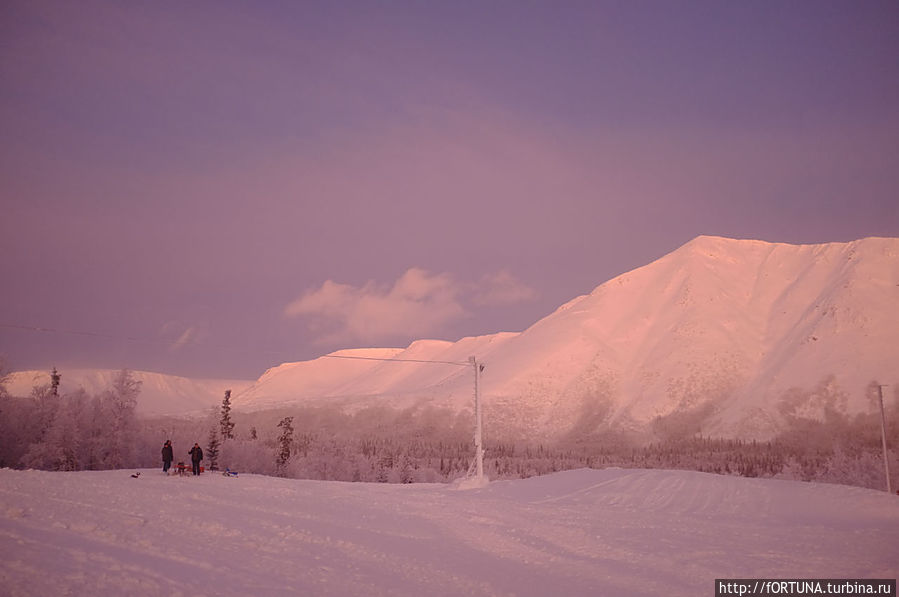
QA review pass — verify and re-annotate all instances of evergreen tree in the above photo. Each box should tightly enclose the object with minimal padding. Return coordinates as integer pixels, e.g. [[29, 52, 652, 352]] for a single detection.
[[220, 390, 235, 441], [50, 367, 61, 397], [398, 454, 415, 484], [276, 416, 294, 477], [207, 426, 220, 471]]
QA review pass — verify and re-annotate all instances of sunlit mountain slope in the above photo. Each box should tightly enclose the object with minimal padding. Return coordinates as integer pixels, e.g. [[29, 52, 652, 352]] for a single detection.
[[233, 236, 898, 440]]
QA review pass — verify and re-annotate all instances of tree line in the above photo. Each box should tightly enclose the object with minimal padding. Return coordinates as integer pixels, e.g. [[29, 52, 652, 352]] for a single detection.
[[0, 367, 140, 471], [0, 366, 895, 491]]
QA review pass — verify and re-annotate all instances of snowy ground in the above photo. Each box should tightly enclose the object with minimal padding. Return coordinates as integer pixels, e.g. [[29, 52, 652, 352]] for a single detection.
[[1, 468, 896, 597]]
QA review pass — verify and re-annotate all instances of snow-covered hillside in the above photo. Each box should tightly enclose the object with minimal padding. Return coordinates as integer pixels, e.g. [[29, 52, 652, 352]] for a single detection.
[[234, 236, 899, 440], [0, 468, 895, 597], [236, 336, 519, 411], [4, 369, 252, 417]]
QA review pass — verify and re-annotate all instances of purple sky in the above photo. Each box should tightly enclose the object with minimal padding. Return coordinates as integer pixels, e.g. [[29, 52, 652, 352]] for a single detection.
[[2, 1, 897, 380]]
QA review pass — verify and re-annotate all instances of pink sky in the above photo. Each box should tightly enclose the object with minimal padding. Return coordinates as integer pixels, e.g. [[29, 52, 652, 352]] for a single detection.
[[1, 1, 897, 379]]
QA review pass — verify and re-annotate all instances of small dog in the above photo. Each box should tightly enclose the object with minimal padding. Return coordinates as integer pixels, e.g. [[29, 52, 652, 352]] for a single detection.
[[131, 472, 141, 478]]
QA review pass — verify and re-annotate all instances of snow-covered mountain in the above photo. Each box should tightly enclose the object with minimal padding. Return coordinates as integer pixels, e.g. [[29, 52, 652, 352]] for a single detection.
[[4, 369, 252, 417], [234, 236, 899, 440]]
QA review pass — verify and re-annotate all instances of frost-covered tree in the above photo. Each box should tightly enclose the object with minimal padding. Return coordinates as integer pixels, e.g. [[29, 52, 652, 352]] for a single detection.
[[22, 382, 58, 456], [103, 369, 141, 469], [398, 453, 415, 484], [0, 360, 24, 467], [220, 390, 235, 441], [375, 454, 392, 483], [80, 393, 109, 470], [3, 370, 151, 472], [42, 391, 83, 471], [19, 387, 56, 470], [276, 416, 294, 477], [219, 436, 273, 476], [20, 382, 86, 471]]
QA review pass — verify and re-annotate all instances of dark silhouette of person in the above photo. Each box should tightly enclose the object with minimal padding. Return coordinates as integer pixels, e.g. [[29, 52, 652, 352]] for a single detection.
[[161, 440, 174, 474], [189, 443, 203, 476]]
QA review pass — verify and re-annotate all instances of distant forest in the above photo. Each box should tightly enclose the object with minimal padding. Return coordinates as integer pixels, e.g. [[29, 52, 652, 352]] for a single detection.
[[1, 367, 896, 492]]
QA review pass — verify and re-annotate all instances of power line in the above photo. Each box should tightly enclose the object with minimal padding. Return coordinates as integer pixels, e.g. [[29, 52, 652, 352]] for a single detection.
[[321, 353, 470, 367], [0, 322, 149, 343]]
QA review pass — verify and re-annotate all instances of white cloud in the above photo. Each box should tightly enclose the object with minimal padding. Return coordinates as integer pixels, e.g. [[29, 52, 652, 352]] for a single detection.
[[285, 268, 536, 345], [284, 268, 469, 344], [160, 322, 202, 352], [170, 326, 198, 351]]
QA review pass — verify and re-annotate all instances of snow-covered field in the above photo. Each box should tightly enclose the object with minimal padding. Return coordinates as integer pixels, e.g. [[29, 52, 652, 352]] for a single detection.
[[1, 468, 896, 597]]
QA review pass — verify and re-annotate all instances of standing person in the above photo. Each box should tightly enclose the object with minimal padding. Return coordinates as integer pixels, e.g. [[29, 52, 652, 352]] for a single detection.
[[189, 443, 203, 476], [161, 440, 174, 474]]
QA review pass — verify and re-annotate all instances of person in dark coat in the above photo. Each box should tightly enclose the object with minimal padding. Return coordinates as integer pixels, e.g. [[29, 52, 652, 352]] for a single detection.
[[161, 440, 174, 474], [189, 443, 203, 475]]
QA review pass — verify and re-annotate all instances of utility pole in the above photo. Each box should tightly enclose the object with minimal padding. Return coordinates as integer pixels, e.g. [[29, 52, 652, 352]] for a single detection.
[[469, 356, 484, 481], [877, 385, 892, 494], [321, 351, 487, 485]]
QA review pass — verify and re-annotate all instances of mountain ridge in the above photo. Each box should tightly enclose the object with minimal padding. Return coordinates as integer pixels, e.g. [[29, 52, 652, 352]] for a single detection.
[[4, 369, 253, 418], [233, 235, 898, 440], [6, 236, 895, 440]]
